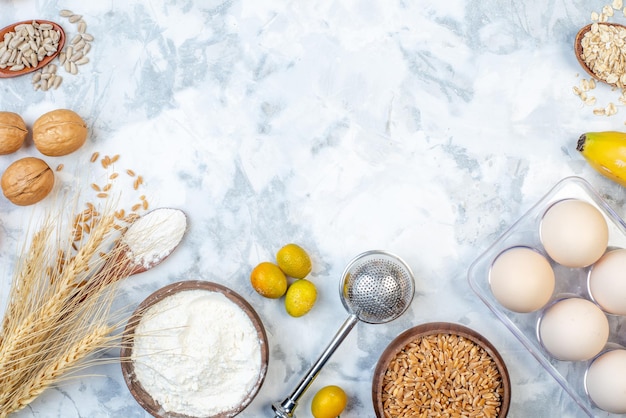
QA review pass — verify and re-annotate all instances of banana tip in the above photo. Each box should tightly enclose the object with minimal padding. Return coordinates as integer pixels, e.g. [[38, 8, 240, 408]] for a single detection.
[[576, 134, 587, 152]]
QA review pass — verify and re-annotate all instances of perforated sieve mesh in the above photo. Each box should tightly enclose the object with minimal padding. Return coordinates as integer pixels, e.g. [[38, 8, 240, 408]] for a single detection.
[[340, 251, 414, 324]]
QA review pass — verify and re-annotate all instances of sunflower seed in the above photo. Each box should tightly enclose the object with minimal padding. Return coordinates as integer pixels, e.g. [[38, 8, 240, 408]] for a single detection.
[[9, 36, 23, 49], [73, 39, 86, 51], [0, 51, 10, 65], [69, 14, 82, 23], [59, 9, 74, 17], [81, 33, 94, 42], [69, 51, 83, 62], [52, 75, 63, 89]]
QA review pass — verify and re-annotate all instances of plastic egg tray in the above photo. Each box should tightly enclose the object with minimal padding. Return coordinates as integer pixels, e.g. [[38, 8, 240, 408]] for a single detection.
[[468, 176, 626, 418]]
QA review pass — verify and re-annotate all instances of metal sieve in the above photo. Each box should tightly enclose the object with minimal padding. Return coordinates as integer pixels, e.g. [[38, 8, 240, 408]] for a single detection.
[[272, 250, 415, 418]]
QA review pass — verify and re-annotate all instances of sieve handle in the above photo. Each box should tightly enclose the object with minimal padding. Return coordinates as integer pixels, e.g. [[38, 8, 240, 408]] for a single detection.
[[271, 314, 359, 418]]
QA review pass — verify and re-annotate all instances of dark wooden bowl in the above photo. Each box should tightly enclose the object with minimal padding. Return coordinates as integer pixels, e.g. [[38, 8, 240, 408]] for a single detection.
[[0, 20, 65, 78], [120, 280, 269, 418], [372, 322, 511, 418], [574, 22, 626, 87]]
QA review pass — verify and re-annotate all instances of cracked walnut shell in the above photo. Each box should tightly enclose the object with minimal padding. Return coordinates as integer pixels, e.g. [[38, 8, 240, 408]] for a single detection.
[[33, 109, 87, 156], [0, 111, 28, 155], [1, 157, 54, 206]]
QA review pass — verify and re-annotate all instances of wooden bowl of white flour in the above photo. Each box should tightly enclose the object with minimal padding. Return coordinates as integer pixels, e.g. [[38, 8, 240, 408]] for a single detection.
[[121, 280, 269, 418]]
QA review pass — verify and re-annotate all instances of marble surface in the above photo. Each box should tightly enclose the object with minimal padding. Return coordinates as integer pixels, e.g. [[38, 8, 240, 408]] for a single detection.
[[2, 0, 626, 417]]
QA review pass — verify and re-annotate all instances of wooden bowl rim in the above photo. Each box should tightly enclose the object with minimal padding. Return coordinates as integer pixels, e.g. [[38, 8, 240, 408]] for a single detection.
[[371, 322, 511, 418], [0, 20, 66, 78], [574, 22, 626, 86], [120, 280, 269, 418]]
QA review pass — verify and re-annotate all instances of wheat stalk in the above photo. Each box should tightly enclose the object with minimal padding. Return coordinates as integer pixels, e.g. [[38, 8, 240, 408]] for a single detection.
[[0, 213, 115, 379], [0, 200, 138, 415], [0, 325, 113, 417], [0, 227, 51, 348]]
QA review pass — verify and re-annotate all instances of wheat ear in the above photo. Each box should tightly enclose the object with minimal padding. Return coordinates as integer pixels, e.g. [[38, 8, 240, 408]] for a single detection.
[[0, 226, 52, 346], [0, 213, 116, 366], [0, 325, 113, 417]]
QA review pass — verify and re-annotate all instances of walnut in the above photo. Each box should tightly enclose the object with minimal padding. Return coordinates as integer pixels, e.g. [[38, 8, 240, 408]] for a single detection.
[[33, 109, 87, 156], [1, 157, 54, 206], [0, 111, 28, 155]]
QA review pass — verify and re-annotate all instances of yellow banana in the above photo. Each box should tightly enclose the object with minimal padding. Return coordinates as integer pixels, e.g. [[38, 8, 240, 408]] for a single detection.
[[577, 131, 626, 187]]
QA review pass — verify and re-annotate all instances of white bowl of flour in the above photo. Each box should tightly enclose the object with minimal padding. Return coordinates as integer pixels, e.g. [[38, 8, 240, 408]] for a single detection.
[[121, 280, 269, 418]]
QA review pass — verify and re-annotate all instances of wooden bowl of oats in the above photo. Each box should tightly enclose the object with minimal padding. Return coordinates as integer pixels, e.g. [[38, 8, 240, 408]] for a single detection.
[[372, 322, 510, 418], [574, 22, 626, 87]]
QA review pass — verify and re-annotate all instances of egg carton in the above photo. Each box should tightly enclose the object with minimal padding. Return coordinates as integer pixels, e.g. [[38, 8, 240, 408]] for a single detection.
[[468, 176, 626, 418]]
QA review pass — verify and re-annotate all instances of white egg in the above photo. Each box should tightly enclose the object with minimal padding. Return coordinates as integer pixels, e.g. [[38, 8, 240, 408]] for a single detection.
[[586, 349, 626, 414], [539, 199, 608, 268], [538, 297, 609, 361], [588, 248, 626, 315], [489, 246, 555, 313]]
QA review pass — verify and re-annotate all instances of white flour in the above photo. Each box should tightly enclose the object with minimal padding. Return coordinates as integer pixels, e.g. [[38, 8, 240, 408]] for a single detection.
[[132, 289, 263, 416], [122, 208, 186, 268]]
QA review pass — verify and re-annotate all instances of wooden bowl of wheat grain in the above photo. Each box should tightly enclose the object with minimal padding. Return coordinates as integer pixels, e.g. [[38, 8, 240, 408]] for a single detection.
[[372, 322, 511, 418]]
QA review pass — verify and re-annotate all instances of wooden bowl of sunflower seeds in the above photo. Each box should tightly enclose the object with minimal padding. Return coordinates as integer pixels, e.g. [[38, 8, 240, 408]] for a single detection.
[[372, 322, 510, 418], [0, 20, 65, 78]]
